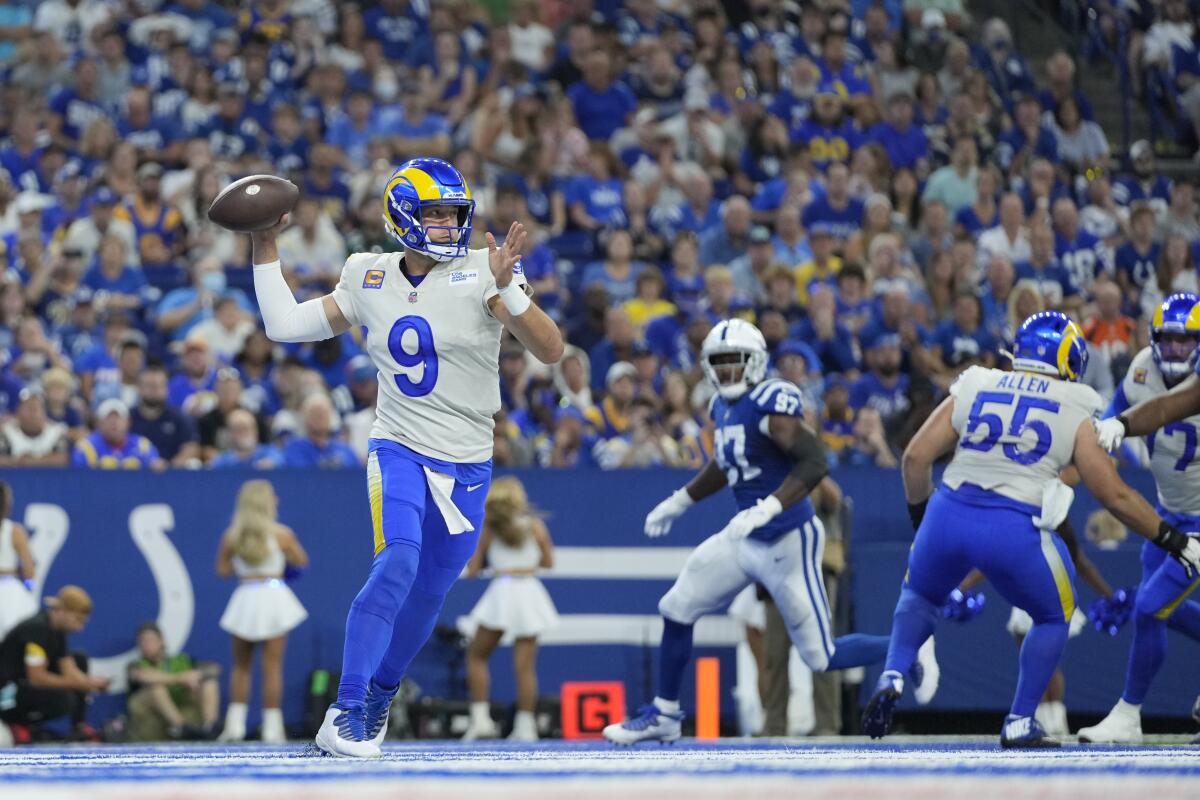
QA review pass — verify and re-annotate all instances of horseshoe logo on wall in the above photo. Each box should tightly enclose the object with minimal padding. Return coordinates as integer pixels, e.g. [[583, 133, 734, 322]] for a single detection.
[[23, 503, 194, 694]]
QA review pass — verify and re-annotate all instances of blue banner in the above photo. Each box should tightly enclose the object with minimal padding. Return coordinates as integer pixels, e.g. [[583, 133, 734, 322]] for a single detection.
[[0, 465, 1192, 731]]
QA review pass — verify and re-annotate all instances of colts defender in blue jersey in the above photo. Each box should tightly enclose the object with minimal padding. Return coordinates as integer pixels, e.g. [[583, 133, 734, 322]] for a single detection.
[[603, 319, 939, 745], [866, 311, 1200, 748], [1080, 294, 1200, 742]]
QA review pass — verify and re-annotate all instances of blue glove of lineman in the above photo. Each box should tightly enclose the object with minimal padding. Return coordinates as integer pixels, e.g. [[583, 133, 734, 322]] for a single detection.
[[1087, 587, 1136, 636], [941, 588, 986, 622]]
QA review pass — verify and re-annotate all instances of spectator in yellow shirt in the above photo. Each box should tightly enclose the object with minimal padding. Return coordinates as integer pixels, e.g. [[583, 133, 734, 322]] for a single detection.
[[793, 229, 843, 306], [622, 266, 676, 332]]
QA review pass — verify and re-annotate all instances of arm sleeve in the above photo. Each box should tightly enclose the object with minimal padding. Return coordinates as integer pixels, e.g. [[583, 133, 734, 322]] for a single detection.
[[253, 261, 334, 343]]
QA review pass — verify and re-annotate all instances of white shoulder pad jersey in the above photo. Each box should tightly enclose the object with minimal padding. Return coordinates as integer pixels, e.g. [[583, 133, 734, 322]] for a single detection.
[[1120, 347, 1200, 516], [942, 366, 1103, 507], [332, 248, 528, 463]]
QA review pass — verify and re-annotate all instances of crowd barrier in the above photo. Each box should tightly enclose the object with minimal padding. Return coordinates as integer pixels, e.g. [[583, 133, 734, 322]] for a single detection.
[[0, 464, 1190, 731]]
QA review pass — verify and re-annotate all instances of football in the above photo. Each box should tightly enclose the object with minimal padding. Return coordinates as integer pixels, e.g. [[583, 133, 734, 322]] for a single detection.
[[207, 174, 299, 232]]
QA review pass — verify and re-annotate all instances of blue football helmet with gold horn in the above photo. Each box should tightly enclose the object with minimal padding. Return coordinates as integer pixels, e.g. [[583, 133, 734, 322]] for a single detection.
[[1011, 311, 1089, 382], [382, 157, 475, 261]]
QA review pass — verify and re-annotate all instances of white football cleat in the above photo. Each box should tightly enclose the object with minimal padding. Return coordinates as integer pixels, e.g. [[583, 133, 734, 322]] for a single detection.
[[912, 637, 940, 705], [602, 703, 684, 745], [314, 705, 382, 758], [1077, 700, 1143, 744]]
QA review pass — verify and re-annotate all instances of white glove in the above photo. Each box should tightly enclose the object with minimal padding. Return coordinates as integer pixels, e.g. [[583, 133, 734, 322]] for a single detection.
[[1095, 417, 1127, 452], [1033, 479, 1074, 531], [1174, 537, 1200, 580], [717, 496, 784, 541], [644, 488, 694, 538]]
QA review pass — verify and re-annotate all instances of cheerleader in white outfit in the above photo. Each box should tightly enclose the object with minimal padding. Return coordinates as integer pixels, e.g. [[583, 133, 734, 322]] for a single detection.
[[463, 477, 558, 742], [215, 480, 308, 744], [0, 482, 37, 640]]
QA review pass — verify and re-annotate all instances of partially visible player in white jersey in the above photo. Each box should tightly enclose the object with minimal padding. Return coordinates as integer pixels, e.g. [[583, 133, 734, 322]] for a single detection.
[[1080, 293, 1200, 743], [248, 157, 562, 757]]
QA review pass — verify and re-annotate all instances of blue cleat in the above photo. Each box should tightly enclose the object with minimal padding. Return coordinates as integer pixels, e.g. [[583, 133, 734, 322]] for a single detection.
[[602, 703, 684, 745], [364, 679, 399, 748], [1000, 714, 1061, 749], [861, 670, 904, 739]]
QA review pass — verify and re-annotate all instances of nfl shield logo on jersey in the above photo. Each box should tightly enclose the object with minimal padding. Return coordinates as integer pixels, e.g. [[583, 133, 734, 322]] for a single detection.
[[408, 291, 418, 303]]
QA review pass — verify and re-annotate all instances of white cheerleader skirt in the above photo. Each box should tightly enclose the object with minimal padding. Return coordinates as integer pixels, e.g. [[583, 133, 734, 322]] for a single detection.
[[462, 576, 559, 640], [0, 576, 37, 639], [219, 579, 308, 641]]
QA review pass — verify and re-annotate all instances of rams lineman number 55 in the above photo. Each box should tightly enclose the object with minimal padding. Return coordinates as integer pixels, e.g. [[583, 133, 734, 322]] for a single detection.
[[249, 157, 562, 758]]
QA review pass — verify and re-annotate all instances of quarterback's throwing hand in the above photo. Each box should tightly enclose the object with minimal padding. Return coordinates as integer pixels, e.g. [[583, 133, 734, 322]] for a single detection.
[[486, 221, 527, 289], [718, 496, 783, 540]]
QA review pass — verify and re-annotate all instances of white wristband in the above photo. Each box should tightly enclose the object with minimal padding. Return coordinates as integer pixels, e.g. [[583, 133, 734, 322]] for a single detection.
[[498, 281, 531, 316], [253, 260, 282, 272]]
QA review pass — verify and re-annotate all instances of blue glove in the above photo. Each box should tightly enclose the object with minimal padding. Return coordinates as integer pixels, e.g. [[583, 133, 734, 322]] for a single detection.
[[1087, 587, 1136, 636], [283, 564, 306, 583], [942, 588, 986, 622]]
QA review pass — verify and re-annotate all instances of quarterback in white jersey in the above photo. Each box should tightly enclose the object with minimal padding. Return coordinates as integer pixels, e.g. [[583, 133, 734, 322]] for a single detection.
[[1080, 293, 1200, 743], [864, 311, 1200, 748], [247, 157, 562, 758]]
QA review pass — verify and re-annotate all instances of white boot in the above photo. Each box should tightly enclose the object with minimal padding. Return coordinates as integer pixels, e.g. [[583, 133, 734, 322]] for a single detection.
[[217, 702, 247, 743], [462, 702, 497, 741], [508, 710, 539, 742], [1036, 701, 1069, 738], [1077, 699, 1143, 744], [261, 708, 287, 744]]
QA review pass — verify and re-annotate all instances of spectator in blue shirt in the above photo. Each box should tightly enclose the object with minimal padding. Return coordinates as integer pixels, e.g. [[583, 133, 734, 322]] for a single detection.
[[118, 86, 182, 165], [281, 393, 359, 468], [849, 332, 911, 428], [1014, 224, 1081, 313], [363, 0, 427, 63], [1112, 140, 1172, 210], [82, 237, 155, 323], [793, 90, 860, 171], [198, 83, 263, 162], [1114, 204, 1161, 299], [568, 145, 626, 231], [581, 229, 645, 306], [698, 195, 753, 268], [48, 58, 106, 149], [931, 292, 999, 380], [801, 163, 864, 243], [168, 335, 218, 414], [155, 256, 254, 343], [376, 90, 451, 161], [870, 92, 929, 171], [72, 398, 163, 470], [1052, 197, 1111, 296], [566, 48, 637, 141], [130, 363, 200, 467], [324, 89, 379, 170], [995, 94, 1059, 176], [210, 408, 284, 469], [979, 254, 1016, 344]]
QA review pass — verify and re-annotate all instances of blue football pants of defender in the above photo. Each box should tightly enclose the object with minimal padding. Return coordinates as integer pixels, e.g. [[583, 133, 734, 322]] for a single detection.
[[1121, 508, 1200, 705], [884, 487, 1077, 718], [336, 439, 491, 707]]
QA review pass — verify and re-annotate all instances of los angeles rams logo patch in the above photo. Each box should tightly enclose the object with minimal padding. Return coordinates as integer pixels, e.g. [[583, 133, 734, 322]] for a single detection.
[[363, 270, 385, 289]]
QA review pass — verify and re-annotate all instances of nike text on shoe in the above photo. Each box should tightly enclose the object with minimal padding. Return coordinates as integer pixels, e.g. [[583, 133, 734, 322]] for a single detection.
[[364, 680, 400, 748], [314, 704, 382, 758], [1000, 714, 1061, 749], [1077, 702, 1143, 744], [911, 638, 940, 705], [861, 670, 904, 739], [602, 704, 684, 745]]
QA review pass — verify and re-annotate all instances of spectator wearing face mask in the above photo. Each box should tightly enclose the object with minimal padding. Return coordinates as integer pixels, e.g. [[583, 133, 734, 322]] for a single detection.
[[154, 257, 254, 343]]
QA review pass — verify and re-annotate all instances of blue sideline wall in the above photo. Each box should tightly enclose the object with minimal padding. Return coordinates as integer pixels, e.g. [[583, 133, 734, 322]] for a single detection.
[[0, 466, 1191, 731]]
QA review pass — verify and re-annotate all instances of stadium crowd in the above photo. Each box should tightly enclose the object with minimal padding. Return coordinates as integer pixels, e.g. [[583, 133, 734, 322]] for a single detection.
[[0, 0, 1193, 472]]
